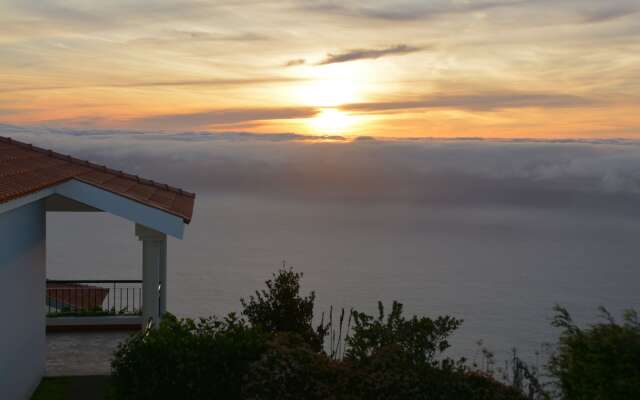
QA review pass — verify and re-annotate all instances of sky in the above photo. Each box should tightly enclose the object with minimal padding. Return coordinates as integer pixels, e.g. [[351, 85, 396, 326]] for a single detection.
[[1, 0, 639, 138]]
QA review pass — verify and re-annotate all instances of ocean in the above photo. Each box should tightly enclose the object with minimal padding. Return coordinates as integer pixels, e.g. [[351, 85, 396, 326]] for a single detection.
[[47, 193, 640, 362]]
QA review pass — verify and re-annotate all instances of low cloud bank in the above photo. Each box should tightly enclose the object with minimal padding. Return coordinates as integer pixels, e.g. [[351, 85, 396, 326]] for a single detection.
[[3, 123, 640, 215]]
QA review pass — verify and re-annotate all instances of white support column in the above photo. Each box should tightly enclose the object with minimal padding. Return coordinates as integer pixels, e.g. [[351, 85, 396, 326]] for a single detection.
[[159, 238, 167, 316], [135, 224, 167, 329]]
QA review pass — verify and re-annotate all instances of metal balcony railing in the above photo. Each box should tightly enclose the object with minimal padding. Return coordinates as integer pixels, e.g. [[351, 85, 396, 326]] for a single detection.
[[46, 280, 142, 317]]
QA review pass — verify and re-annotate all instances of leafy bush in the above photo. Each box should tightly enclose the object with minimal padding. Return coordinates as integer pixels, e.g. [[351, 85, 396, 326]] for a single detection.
[[242, 296, 523, 400], [548, 306, 640, 400], [112, 268, 530, 400], [335, 346, 526, 400], [241, 267, 327, 351], [336, 302, 524, 400], [111, 313, 267, 400], [346, 301, 462, 366], [243, 332, 336, 400]]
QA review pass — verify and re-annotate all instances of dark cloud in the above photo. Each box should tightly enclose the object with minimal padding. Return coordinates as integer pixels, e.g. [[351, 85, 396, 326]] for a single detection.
[[129, 107, 318, 130], [285, 44, 421, 67], [342, 92, 596, 112], [285, 58, 306, 67], [317, 44, 422, 65]]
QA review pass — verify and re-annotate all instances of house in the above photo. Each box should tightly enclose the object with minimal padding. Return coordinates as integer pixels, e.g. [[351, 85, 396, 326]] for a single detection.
[[0, 136, 196, 400]]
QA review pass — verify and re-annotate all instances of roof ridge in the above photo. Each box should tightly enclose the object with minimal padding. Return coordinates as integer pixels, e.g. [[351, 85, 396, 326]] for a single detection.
[[0, 136, 195, 198]]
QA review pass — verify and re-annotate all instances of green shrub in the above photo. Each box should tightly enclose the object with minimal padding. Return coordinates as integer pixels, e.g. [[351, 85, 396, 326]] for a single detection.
[[241, 267, 327, 351], [111, 268, 531, 400], [243, 332, 336, 400], [338, 302, 524, 400], [338, 345, 429, 400], [111, 313, 268, 400], [548, 306, 640, 400], [244, 335, 526, 400], [346, 301, 462, 366], [336, 346, 525, 400], [451, 370, 531, 400]]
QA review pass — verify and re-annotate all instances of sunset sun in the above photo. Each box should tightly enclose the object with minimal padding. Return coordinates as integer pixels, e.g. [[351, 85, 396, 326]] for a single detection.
[[295, 64, 367, 135], [309, 108, 354, 134], [298, 79, 358, 107], [294, 79, 359, 134]]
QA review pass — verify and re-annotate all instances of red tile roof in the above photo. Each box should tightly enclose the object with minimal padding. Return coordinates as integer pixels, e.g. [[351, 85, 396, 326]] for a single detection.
[[0, 136, 195, 222]]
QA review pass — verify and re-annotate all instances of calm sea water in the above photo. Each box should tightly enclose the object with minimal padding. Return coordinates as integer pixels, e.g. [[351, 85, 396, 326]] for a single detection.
[[47, 194, 640, 362]]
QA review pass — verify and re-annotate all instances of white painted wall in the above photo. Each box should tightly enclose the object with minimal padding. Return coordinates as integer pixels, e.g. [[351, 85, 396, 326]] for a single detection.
[[0, 201, 46, 400]]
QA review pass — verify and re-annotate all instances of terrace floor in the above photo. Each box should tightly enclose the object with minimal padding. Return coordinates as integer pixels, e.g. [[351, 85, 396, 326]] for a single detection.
[[46, 331, 130, 376]]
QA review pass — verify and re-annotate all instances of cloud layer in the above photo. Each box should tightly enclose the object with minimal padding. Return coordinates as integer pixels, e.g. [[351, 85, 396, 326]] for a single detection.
[[3, 124, 640, 217]]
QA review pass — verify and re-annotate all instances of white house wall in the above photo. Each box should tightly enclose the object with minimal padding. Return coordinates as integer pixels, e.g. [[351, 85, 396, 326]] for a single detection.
[[0, 201, 46, 400]]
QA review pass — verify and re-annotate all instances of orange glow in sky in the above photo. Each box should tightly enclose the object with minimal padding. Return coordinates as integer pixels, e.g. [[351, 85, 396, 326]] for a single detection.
[[0, 1, 638, 138]]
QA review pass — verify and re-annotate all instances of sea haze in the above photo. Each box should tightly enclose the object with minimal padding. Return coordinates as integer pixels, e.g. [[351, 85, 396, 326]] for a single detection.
[[3, 124, 639, 360]]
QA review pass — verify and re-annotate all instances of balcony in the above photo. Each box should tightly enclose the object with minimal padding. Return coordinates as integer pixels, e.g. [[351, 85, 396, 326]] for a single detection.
[[46, 280, 143, 331]]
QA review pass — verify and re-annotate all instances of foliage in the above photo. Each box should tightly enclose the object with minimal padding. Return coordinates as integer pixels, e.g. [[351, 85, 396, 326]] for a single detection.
[[241, 267, 327, 351], [335, 346, 526, 400], [346, 300, 462, 366], [243, 332, 336, 400], [243, 334, 525, 400], [335, 302, 523, 400], [547, 305, 640, 400], [469, 343, 548, 399], [47, 306, 139, 318], [111, 313, 268, 400], [111, 267, 544, 400], [338, 345, 429, 399]]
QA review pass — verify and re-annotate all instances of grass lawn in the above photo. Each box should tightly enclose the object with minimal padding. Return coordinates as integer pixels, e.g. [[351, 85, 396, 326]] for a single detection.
[[31, 376, 115, 400]]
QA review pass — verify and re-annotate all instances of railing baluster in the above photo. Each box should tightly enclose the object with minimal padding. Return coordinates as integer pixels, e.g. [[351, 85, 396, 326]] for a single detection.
[[45, 280, 142, 316]]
